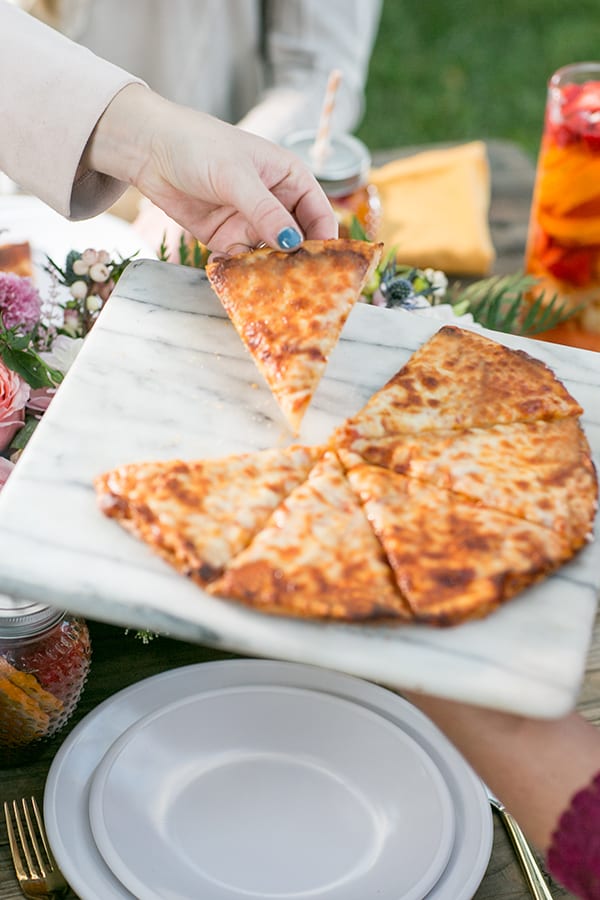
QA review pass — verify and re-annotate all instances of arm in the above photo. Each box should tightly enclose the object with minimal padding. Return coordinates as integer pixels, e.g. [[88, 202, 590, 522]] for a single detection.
[[0, 3, 337, 253], [82, 84, 337, 254], [403, 691, 600, 852], [237, 0, 383, 142]]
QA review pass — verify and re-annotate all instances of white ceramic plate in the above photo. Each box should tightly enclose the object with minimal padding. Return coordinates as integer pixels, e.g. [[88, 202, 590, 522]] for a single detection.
[[88, 685, 455, 900], [44, 660, 493, 900]]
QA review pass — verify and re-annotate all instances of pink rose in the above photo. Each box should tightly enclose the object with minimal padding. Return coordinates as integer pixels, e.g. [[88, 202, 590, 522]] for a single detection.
[[27, 387, 57, 415], [0, 359, 30, 452], [0, 456, 15, 491]]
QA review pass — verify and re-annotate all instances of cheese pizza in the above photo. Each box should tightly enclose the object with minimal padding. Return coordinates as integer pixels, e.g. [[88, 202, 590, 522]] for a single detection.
[[206, 239, 382, 434], [0, 241, 33, 278], [209, 451, 412, 621], [334, 325, 583, 447], [95, 445, 323, 586], [337, 416, 597, 551], [345, 462, 572, 625], [96, 321, 597, 628]]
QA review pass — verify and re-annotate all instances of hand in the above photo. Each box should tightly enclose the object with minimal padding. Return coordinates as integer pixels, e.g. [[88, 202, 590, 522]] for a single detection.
[[84, 85, 338, 255]]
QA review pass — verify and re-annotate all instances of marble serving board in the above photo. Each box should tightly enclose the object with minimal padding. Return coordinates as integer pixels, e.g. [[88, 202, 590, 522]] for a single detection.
[[1, 258, 599, 717]]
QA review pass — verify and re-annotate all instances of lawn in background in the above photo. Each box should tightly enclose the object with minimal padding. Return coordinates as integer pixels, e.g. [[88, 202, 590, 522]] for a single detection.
[[357, 0, 599, 158]]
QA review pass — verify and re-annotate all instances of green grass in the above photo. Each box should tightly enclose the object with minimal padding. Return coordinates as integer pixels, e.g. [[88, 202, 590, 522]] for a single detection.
[[357, 0, 599, 159]]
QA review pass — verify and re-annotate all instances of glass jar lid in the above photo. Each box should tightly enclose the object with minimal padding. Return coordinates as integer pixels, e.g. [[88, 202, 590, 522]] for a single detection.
[[281, 130, 372, 197], [0, 595, 65, 638]]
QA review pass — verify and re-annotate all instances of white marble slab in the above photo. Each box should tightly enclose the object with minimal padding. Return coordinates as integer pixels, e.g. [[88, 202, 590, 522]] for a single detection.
[[0, 259, 599, 717]]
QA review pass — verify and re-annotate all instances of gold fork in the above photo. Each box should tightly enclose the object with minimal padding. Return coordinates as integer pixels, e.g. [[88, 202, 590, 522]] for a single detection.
[[4, 797, 70, 899]]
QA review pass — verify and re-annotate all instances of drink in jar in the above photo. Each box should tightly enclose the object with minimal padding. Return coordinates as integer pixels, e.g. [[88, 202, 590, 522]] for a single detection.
[[0, 597, 91, 766], [525, 62, 600, 334], [281, 130, 382, 240]]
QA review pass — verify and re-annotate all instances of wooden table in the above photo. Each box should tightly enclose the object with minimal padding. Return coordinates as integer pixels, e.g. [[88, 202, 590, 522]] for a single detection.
[[0, 140, 596, 900]]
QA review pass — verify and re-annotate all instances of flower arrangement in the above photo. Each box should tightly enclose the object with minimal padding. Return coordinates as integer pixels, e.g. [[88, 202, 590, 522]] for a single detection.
[[0, 247, 135, 470]]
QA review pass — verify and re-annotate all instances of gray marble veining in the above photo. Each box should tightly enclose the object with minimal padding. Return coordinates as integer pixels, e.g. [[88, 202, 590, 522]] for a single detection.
[[0, 258, 599, 717]]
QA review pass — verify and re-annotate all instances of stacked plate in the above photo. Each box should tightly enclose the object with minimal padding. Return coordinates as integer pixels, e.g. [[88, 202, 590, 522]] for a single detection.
[[44, 660, 493, 900]]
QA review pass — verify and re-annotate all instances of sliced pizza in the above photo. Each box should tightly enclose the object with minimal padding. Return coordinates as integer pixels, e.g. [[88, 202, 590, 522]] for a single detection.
[[209, 451, 412, 622], [346, 463, 573, 626], [206, 239, 383, 434], [0, 241, 33, 278], [338, 417, 598, 551], [334, 325, 583, 447], [95, 445, 324, 585]]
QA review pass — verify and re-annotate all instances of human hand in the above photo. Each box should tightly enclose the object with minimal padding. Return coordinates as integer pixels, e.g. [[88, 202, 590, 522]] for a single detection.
[[84, 85, 338, 255]]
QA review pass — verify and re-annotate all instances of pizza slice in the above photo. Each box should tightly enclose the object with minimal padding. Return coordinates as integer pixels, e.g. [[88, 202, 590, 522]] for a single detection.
[[333, 325, 583, 447], [0, 241, 33, 277], [346, 463, 573, 626], [95, 445, 324, 586], [209, 451, 412, 622], [206, 239, 383, 434], [338, 417, 598, 551]]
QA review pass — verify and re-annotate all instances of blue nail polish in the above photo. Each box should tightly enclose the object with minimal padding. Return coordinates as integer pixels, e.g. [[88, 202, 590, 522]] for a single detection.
[[277, 227, 302, 250]]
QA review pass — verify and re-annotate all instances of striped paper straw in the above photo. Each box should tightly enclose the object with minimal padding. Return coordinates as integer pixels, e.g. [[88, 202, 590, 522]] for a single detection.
[[310, 69, 343, 168]]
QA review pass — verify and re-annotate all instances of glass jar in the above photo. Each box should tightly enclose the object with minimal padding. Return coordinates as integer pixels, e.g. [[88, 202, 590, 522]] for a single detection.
[[525, 61, 600, 335], [0, 596, 91, 767], [281, 130, 382, 240]]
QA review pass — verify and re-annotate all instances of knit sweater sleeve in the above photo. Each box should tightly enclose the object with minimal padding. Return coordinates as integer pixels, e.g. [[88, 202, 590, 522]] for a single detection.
[[547, 771, 600, 899]]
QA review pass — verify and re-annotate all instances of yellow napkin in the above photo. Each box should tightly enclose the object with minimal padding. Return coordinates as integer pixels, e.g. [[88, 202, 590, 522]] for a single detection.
[[370, 141, 495, 276]]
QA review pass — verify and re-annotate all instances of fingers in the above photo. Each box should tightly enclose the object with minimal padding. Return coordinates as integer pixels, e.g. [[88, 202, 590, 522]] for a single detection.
[[217, 155, 337, 250]]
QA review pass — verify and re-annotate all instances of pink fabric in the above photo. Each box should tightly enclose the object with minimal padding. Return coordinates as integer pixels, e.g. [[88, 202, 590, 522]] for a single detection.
[[547, 772, 600, 899]]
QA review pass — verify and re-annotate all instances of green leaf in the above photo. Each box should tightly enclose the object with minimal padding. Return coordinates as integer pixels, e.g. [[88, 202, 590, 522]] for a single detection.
[[157, 233, 170, 262], [178, 233, 190, 267], [110, 252, 138, 284], [349, 216, 369, 241], [44, 254, 67, 281], [9, 416, 39, 452], [0, 345, 63, 389]]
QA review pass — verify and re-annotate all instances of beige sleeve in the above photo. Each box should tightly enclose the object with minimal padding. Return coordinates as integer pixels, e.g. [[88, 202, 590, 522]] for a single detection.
[[0, 2, 145, 220]]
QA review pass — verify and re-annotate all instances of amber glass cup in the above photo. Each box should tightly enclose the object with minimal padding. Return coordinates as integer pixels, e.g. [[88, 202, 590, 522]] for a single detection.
[[525, 62, 600, 336]]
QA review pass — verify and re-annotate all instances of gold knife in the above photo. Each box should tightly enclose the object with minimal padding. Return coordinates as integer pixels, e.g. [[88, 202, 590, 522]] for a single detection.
[[486, 786, 554, 900]]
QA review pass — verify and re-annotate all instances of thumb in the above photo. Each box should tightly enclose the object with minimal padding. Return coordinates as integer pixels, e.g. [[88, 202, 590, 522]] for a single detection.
[[229, 170, 304, 251]]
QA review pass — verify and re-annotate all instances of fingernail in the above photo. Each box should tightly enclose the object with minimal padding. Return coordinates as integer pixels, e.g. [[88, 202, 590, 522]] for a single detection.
[[277, 227, 302, 250]]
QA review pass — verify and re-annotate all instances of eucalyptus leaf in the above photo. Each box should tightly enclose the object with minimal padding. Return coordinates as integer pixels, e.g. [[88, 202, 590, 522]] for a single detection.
[[9, 416, 39, 452]]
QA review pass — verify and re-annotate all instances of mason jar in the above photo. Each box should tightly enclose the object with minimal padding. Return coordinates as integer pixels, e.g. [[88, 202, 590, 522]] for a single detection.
[[0, 596, 91, 766], [281, 130, 382, 240]]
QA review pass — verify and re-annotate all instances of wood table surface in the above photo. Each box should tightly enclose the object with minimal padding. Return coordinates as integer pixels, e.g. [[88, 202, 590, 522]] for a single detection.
[[0, 140, 597, 900]]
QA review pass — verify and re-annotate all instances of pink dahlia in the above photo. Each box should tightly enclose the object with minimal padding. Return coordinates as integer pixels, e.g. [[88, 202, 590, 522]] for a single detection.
[[0, 273, 42, 331]]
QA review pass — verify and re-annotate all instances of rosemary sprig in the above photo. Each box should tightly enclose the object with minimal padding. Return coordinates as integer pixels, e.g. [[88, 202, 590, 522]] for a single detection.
[[449, 273, 578, 336]]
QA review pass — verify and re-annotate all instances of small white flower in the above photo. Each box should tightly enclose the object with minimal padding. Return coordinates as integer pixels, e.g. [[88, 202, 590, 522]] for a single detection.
[[39, 334, 84, 373], [62, 308, 81, 336], [85, 294, 103, 312], [81, 248, 98, 266], [96, 250, 111, 264], [70, 280, 88, 300], [72, 258, 89, 276], [424, 268, 448, 298], [89, 263, 110, 283]]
